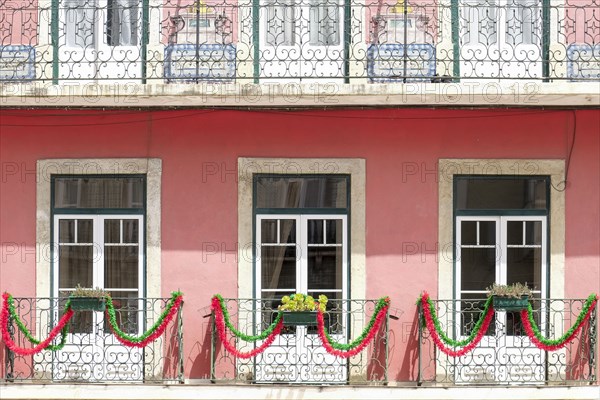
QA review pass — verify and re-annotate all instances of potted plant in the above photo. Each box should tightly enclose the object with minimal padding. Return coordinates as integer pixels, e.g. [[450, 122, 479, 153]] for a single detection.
[[278, 294, 328, 326], [69, 284, 109, 311], [487, 282, 531, 311]]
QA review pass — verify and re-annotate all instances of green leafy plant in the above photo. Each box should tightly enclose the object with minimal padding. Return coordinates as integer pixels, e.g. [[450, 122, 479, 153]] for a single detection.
[[70, 284, 109, 298], [278, 293, 328, 312], [487, 282, 531, 298]]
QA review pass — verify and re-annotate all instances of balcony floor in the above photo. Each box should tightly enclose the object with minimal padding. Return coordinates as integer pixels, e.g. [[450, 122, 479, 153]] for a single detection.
[[1, 383, 599, 400]]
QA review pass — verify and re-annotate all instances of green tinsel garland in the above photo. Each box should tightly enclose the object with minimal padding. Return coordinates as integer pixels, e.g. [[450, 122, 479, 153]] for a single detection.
[[526, 293, 597, 346], [7, 294, 71, 351], [425, 295, 493, 348], [105, 291, 182, 343], [214, 294, 282, 342], [322, 297, 389, 351]]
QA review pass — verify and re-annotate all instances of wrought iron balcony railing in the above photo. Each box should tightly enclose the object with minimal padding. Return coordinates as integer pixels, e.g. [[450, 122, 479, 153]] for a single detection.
[[210, 298, 391, 384], [0, 0, 598, 83], [418, 298, 597, 385], [2, 297, 184, 383]]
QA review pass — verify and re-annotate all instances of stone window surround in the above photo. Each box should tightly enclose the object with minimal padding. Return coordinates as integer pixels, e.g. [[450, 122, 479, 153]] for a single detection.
[[237, 157, 366, 301], [36, 158, 162, 299], [438, 159, 565, 300]]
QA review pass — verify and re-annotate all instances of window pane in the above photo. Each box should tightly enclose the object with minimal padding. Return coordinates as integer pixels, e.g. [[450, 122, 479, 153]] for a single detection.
[[460, 293, 495, 336], [77, 219, 93, 243], [507, 221, 523, 245], [460, 248, 496, 290], [59, 245, 93, 288], [507, 247, 541, 291], [105, 219, 120, 243], [326, 219, 342, 244], [255, 176, 348, 208], [307, 246, 342, 290], [122, 219, 139, 244], [261, 219, 277, 243], [308, 220, 324, 244], [479, 221, 496, 245], [461, 221, 477, 245], [525, 221, 542, 245], [104, 246, 139, 289], [54, 177, 144, 209], [455, 177, 547, 210], [279, 219, 296, 244], [59, 219, 75, 243], [261, 246, 296, 290], [104, 291, 139, 334]]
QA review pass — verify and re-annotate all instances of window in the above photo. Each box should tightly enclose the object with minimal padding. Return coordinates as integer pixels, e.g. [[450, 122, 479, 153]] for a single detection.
[[52, 176, 145, 331], [454, 176, 549, 315]]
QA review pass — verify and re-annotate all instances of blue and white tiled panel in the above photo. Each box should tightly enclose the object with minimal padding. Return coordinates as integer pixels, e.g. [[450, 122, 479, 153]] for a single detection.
[[567, 44, 600, 80], [164, 44, 236, 83], [0, 45, 35, 81], [367, 44, 436, 83]]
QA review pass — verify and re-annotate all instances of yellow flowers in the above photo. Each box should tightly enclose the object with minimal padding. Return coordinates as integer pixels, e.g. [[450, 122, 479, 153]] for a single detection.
[[278, 293, 328, 312]]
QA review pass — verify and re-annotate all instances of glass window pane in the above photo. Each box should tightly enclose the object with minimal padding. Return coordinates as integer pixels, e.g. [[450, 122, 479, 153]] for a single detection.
[[507, 221, 523, 245], [59, 245, 93, 288], [460, 248, 496, 290], [325, 219, 342, 244], [54, 176, 144, 209], [455, 177, 547, 210], [525, 221, 542, 245], [105, 219, 120, 243], [461, 221, 477, 245], [261, 220, 277, 244], [507, 247, 541, 291], [307, 220, 323, 244], [261, 246, 296, 290], [122, 219, 139, 244], [104, 246, 139, 289], [279, 219, 296, 244], [77, 219, 93, 243], [255, 176, 348, 208], [479, 221, 496, 245], [307, 246, 342, 290], [104, 291, 139, 334], [59, 219, 75, 243], [460, 293, 495, 336]]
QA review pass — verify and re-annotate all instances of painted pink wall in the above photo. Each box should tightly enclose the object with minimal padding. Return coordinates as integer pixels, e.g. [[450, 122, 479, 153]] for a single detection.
[[0, 108, 598, 381]]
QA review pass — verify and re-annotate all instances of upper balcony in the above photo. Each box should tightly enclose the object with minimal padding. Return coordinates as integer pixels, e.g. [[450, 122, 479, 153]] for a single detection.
[[1, 0, 599, 106]]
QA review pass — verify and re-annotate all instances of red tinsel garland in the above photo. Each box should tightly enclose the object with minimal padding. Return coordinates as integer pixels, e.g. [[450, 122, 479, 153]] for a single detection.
[[520, 298, 597, 352], [107, 295, 184, 348], [316, 304, 389, 358], [211, 297, 283, 359], [421, 293, 494, 357], [0, 292, 74, 356]]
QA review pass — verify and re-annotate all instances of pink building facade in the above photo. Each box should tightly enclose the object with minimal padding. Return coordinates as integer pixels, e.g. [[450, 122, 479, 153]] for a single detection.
[[1, 108, 598, 390]]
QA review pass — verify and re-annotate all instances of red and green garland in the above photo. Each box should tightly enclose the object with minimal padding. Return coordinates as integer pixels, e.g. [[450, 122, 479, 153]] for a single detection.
[[106, 291, 183, 348], [420, 292, 599, 357], [1, 291, 183, 355], [211, 294, 390, 359], [317, 296, 390, 358], [0, 293, 74, 356], [211, 295, 283, 359]]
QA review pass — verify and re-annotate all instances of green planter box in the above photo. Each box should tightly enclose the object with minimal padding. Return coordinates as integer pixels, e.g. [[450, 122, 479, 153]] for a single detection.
[[283, 311, 317, 326], [69, 297, 106, 312], [493, 295, 529, 311]]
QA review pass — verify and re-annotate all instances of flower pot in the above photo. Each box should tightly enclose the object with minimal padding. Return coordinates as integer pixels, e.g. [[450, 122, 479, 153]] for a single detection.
[[493, 295, 529, 311], [283, 311, 317, 326], [69, 297, 106, 312]]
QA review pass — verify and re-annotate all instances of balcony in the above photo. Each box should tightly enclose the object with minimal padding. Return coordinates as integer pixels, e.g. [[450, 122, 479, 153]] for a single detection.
[[418, 297, 598, 386], [209, 297, 393, 384], [2, 296, 184, 383], [0, 0, 598, 84]]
